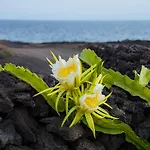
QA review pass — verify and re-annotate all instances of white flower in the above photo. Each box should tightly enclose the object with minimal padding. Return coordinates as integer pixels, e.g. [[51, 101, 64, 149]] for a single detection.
[[79, 84, 105, 111], [52, 55, 81, 90], [61, 80, 116, 138], [93, 83, 104, 93]]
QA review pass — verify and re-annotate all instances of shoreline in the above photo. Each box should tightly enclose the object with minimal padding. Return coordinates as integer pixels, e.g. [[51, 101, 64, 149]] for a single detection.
[[0, 39, 150, 74], [1, 39, 150, 48]]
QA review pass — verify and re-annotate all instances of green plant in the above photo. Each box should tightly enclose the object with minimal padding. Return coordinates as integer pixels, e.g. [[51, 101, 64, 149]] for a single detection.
[[80, 49, 150, 105], [0, 50, 150, 150], [1, 63, 64, 111], [134, 65, 150, 87]]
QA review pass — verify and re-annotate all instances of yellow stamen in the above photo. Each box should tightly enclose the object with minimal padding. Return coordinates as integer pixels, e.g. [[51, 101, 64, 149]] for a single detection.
[[84, 94, 99, 109], [57, 63, 77, 78]]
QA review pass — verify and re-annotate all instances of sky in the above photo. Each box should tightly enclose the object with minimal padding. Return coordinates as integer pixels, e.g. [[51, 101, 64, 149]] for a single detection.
[[0, 0, 150, 20]]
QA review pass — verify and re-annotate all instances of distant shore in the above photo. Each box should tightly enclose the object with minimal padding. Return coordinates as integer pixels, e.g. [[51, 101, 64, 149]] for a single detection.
[[0, 39, 150, 75], [1, 39, 150, 48], [0, 39, 150, 60]]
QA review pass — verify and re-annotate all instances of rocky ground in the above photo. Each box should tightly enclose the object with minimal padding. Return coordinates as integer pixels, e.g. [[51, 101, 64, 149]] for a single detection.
[[0, 40, 150, 150]]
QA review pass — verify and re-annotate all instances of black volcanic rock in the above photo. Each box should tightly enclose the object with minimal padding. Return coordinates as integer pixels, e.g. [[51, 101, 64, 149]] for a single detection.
[[41, 117, 85, 141], [0, 41, 150, 150], [31, 95, 49, 118], [76, 138, 105, 150], [136, 117, 150, 140], [31, 127, 68, 150], [8, 107, 38, 144], [96, 134, 125, 150], [4, 145, 33, 150], [87, 44, 150, 78], [0, 90, 14, 113], [0, 120, 22, 149]]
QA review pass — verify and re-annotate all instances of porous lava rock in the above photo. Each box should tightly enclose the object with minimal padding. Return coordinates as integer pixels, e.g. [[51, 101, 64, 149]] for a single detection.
[[0, 40, 150, 150]]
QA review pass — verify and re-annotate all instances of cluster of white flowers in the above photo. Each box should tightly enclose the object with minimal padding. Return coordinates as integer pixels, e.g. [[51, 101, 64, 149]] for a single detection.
[[43, 52, 116, 137]]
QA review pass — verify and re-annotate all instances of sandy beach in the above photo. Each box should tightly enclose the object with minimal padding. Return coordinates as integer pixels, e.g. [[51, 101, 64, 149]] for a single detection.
[[0, 40, 86, 60], [1, 40, 150, 60], [1, 40, 150, 75], [0, 41, 88, 74]]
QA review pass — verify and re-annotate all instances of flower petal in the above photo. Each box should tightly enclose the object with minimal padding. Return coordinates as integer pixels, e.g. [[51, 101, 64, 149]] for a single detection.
[[51, 54, 82, 90], [93, 84, 104, 93], [79, 93, 100, 111], [60, 72, 76, 89]]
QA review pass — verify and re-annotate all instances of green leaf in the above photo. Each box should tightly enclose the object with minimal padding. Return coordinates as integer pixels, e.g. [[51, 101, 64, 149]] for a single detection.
[[61, 106, 78, 127], [2, 63, 64, 111], [94, 119, 124, 134], [65, 91, 70, 114], [134, 70, 139, 81], [0, 65, 3, 71], [85, 112, 96, 137], [138, 66, 150, 87], [94, 118, 150, 150], [102, 68, 150, 104], [70, 109, 83, 127], [80, 49, 102, 66], [96, 61, 104, 75], [80, 49, 150, 105], [55, 90, 65, 114], [83, 118, 150, 150]]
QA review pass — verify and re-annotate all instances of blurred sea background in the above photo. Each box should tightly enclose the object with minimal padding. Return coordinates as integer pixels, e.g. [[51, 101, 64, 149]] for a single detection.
[[0, 20, 150, 43]]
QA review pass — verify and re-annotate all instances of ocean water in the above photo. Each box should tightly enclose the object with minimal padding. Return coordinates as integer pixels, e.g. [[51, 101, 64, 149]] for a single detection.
[[0, 20, 150, 43]]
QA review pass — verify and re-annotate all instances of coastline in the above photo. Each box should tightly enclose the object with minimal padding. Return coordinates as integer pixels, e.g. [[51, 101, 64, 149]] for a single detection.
[[1, 39, 150, 48], [1, 39, 150, 64], [1, 39, 150, 75]]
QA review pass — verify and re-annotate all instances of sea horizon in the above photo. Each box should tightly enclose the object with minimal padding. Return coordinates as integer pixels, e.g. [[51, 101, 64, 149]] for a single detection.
[[1, 19, 150, 21], [0, 20, 150, 43]]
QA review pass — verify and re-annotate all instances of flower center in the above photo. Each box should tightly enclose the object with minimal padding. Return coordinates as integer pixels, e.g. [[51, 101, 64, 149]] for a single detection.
[[84, 94, 99, 109], [57, 63, 77, 78]]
